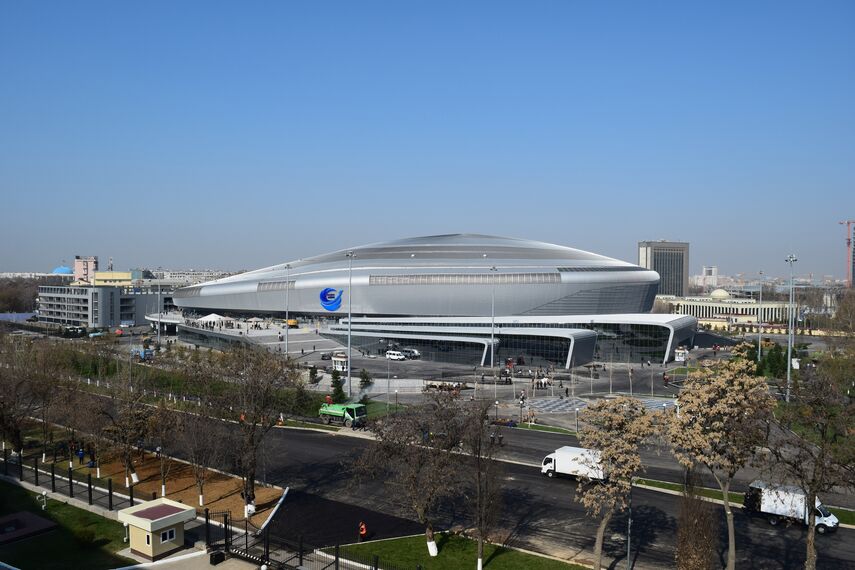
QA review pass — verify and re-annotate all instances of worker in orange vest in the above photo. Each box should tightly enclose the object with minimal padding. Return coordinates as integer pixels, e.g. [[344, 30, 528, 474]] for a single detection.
[[358, 520, 367, 542]]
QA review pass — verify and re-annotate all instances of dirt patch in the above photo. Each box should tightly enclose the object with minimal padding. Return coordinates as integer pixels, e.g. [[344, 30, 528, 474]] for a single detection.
[[59, 452, 280, 527]]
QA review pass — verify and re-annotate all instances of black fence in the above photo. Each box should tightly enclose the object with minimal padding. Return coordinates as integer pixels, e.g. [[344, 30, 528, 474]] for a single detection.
[[2, 446, 138, 513], [204, 510, 416, 570]]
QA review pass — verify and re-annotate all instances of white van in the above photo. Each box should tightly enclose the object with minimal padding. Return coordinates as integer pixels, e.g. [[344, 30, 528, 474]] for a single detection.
[[385, 350, 406, 361], [400, 349, 421, 360]]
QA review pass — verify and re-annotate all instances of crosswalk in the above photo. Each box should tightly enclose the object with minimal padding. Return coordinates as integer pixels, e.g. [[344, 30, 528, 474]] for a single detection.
[[527, 396, 676, 414]]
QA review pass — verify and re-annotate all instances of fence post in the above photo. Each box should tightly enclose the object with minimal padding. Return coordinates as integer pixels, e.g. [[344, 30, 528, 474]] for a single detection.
[[204, 508, 210, 547], [373, 555, 379, 570], [223, 513, 230, 553], [19, 456, 24, 481], [108, 478, 113, 510], [245, 519, 248, 551], [68, 468, 73, 497], [264, 526, 270, 562], [51, 462, 56, 492], [335, 545, 340, 570], [34, 458, 39, 486], [3, 448, 7, 476], [87, 474, 93, 505], [299, 535, 303, 565], [129, 484, 134, 506]]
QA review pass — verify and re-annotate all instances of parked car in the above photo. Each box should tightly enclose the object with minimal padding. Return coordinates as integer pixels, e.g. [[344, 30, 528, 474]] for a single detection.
[[385, 350, 406, 361]]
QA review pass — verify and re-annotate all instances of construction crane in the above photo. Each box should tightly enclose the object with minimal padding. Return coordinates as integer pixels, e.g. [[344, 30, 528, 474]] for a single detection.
[[840, 220, 855, 288]]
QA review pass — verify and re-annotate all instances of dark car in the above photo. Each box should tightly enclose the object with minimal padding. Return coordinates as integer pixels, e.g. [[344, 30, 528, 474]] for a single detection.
[[320, 353, 332, 360]]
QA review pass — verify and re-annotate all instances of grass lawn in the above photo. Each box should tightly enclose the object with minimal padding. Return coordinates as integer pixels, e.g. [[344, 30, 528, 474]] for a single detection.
[[362, 398, 405, 419], [513, 423, 575, 436], [0, 480, 133, 570], [335, 533, 588, 570]]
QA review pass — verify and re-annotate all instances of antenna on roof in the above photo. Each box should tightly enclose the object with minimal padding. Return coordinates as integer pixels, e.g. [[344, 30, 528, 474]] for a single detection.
[[108, 257, 113, 271]]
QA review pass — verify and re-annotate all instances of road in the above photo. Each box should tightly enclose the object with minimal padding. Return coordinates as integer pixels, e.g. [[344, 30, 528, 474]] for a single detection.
[[259, 426, 855, 569]]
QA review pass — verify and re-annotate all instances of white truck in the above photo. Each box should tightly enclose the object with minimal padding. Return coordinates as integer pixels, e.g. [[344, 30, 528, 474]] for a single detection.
[[742, 481, 839, 534], [541, 446, 605, 480]]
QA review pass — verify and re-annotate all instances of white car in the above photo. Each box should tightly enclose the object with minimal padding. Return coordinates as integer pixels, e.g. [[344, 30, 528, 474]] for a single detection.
[[385, 350, 406, 361]]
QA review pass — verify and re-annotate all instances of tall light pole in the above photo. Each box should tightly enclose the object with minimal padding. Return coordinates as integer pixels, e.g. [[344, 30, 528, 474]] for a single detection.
[[346, 251, 355, 398], [284, 263, 291, 356], [756, 270, 763, 362], [785, 255, 797, 402], [489, 266, 498, 373]]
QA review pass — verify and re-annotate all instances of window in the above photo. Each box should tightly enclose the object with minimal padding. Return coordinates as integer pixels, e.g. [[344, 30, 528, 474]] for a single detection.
[[146, 534, 150, 545], [161, 528, 175, 543]]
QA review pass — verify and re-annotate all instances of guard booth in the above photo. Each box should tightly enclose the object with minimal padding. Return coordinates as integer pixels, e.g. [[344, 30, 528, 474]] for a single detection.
[[117, 498, 197, 561], [332, 354, 349, 373]]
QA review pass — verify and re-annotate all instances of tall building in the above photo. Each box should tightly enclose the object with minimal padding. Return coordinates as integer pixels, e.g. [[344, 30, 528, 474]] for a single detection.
[[73, 255, 99, 284], [638, 240, 689, 297]]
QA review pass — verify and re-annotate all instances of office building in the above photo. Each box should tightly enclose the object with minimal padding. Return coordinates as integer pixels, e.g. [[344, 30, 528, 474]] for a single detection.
[[73, 256, 99, 284], [36, 284, 174, 328], [638, 240, 689, 296]]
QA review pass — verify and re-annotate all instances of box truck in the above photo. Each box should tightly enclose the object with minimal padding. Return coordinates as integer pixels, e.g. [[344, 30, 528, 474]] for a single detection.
[[742, 481, 839, 534], [541, 446, 605, 480]]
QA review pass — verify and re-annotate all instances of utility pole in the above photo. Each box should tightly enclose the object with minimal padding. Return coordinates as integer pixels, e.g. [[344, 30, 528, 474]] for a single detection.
[[785, 254, 798, 402], [284, 264, 291, 356], [346, 251, 354, 398], [756, 270, 763, 361]]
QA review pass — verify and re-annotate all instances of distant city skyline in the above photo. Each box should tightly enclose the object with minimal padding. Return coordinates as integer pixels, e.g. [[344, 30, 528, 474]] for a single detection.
[[1, 2, 853, 279]]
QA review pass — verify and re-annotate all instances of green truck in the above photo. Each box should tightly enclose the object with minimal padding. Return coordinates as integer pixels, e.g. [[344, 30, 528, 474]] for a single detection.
[[319, 403, 367, 428]]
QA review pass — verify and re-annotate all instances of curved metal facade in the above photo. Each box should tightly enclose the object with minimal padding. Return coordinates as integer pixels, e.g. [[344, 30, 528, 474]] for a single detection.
[[173, 234, 660, 317]]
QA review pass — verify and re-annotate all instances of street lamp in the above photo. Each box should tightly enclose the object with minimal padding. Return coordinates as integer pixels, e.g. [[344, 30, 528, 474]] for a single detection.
[[387, 358, 391, 413], [346, 251, 355, 398], [395, 389, 398, 409], [284, 263, 291, 356], [574, 407, 580, 432], [626, 476, 636, 570], [756, 270, 763, 362], [495, 400, 499, 421], [489, 266, 498, 373], [785, 255, 797, 402]]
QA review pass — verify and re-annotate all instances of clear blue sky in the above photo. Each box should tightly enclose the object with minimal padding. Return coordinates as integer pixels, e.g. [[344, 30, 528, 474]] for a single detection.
[[1, 1, 853, 280]]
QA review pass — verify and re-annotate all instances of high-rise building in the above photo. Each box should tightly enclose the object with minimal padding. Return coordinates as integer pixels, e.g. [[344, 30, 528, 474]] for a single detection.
[[638, 240, 689, 296], [73, 255, 99, 284]]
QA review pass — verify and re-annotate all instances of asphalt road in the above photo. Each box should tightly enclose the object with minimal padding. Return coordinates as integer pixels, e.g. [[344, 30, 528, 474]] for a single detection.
[[261, 427, 855, 569]]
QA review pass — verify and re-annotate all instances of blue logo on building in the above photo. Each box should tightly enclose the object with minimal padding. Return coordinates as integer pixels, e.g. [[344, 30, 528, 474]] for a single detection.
[[320, 288, 343, 311]]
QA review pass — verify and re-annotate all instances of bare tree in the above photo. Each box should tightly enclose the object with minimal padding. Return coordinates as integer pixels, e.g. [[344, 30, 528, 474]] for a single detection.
[[768, 350, 855, 570], [460, 400, 503, 570], [575, 396, 653, 570], [148, 400, 180, 498], [356, 392, 464, 556], [217, 346, 297, 517], [665, 354, 775, 570], [179, 411, 227, 507], [675, 467, 719, 570], [99, 363, 152, 488], [0, 336, 52, 456]]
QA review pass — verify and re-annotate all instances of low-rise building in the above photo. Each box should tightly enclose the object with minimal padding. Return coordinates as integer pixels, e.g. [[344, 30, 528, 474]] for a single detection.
[[36, 284, 174, 328], [663, 288, 790, 323]]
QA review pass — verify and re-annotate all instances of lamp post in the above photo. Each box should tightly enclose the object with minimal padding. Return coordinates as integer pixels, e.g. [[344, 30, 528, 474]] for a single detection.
[[346, 251, 354, 398], [387, 358, 391, 413], [626, 476, 636, 570], [395, 389, 398, 409], [785, 255, 797, 402], [284, 264, 291, 356], [495, 400, 499, 421], [756, 270, 763, 361], [574, 407, 580, 433], [489, 266, 498, 373]]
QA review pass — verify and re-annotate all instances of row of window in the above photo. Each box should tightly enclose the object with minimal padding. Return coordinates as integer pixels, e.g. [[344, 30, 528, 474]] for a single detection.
[[368, 273, 561, 286]]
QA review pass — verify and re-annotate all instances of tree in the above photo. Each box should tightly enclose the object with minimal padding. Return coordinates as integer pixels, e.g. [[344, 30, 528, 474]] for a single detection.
[[460, 400, 503, 570], [0, 337, 54, 456], [330, 369, 346, 403], [575, 396, 653, 570], [359, 368, 373, 391], [665, 357, 775, 570], [148, 401, 179, 498], [768, 350, 855, 570], [675, 468, 719, 570], [356, 392, 464, 556], [179, 411, 227, 507], [218, 346, 296, 517]]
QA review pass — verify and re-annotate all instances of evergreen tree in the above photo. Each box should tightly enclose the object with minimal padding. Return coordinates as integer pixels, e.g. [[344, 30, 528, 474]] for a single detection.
[[330, 369, 346, 403]]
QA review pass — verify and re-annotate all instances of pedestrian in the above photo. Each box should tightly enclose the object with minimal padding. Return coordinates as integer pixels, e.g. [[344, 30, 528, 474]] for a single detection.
[[565, 387, 569, 398], [358, 520, 367, 542]]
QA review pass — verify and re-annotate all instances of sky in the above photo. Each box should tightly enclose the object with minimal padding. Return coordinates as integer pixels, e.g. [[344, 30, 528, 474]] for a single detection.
[[1, 1, 853, 280]]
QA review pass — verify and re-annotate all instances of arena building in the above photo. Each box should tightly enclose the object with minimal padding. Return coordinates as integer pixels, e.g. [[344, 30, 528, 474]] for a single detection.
[[173, 234, 696, 367]]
